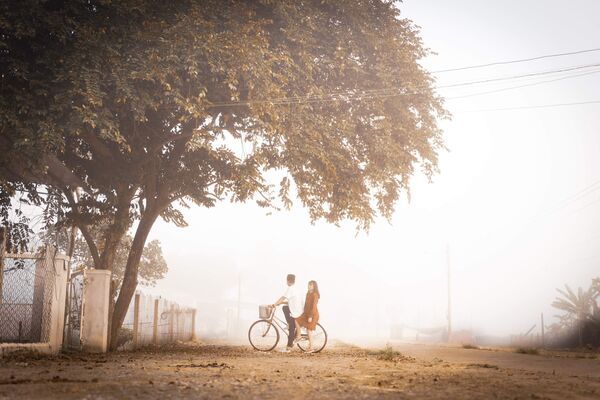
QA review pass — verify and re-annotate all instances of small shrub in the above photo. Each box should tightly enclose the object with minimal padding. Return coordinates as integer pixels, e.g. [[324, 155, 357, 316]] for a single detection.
[[116, 327, 133, 349], [515, 347, 539, 355], [377, 344, 398, 361], [367, 344, 414, 362], [462, 344, 479, 350]]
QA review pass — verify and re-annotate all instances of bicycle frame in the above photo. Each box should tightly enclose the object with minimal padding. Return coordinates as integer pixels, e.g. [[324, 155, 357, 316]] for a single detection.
[[263, 306, 291, 337]]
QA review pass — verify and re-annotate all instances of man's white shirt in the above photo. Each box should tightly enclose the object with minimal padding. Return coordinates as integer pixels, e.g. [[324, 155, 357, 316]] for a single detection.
[[283, 284, 304, 318]]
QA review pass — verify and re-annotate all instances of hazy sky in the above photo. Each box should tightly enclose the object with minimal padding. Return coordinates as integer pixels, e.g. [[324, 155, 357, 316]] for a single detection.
[[144, 0, 600, 340]]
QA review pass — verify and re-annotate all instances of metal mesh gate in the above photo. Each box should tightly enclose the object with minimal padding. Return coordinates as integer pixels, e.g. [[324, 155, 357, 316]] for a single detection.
[[64, 271, 84, 349], [0, 252, 55, 343]]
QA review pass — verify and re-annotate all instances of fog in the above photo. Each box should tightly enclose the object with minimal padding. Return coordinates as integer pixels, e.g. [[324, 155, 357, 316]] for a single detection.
[[141, 0, 600, 344]]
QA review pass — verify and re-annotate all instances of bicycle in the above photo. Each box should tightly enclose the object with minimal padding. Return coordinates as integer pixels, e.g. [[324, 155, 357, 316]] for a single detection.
[[248, 305, 328, 352]]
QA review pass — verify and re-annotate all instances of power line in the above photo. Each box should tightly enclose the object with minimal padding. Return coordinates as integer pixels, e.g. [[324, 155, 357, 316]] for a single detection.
[[552, 180, 600, 213], [447, 69, 600, 100], [460, 99, 600, 113], [432, 47, 600, 73], [570, 196, 600, 215], [500, 178, 600, 253], [198, 47, 600, 108], [206, 63, 600, 108], [439, 63, 600, 89]]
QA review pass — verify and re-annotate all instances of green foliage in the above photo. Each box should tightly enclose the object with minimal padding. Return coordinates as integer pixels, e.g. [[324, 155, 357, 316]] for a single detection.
[[1, 0, 446, 233]]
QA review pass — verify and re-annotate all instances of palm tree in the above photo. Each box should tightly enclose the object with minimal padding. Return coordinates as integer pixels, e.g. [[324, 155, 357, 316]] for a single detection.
[[551, 284, 596, 347], [592, 278, 600, 298], [591, 278, 600, 329]]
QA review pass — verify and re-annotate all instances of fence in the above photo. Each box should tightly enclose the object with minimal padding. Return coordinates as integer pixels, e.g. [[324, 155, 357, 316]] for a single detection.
[[0, 246, 69, 355], [121, 292, 196, 349]]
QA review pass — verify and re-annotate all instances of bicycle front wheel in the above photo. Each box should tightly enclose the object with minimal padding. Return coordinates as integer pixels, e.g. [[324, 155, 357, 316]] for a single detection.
[[248, 320, 279, 351], [297, 323, 328, 353]]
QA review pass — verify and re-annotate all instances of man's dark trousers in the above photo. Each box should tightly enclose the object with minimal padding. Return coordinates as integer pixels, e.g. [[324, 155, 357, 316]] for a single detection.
[[282, 305, 295, 348]]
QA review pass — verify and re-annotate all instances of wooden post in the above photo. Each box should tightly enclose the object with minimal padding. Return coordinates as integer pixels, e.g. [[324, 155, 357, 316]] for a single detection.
[[152, 298, 159, 345], [0, 227, 5, 305], [175, 306, 181, 340], [191, 309, 197, 341], [446, 244, 452, 342], [168, 304, 174, 342], [541, 313, 545, 348], [133, 293, 140, 349]]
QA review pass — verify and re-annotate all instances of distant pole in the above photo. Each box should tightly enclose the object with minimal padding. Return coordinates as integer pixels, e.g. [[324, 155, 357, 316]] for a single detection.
[[169, 304, 174, 342], [237, 272, 241, 334], [133, 293, 140, 349], [541, 313, 545, 348], [152, 299, 159, 345], [191, 309, 197, 341], [446, 244, 452, 342]]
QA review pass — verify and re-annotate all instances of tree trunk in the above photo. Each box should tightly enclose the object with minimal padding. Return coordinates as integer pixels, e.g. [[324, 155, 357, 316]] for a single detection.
[[108, 212, 159, 350], [107, 279, 117, 350], [96, 188, 135, 272], [97, 215, 130, 271]]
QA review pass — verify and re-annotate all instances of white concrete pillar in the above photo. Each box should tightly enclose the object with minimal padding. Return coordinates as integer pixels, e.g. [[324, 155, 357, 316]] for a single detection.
[[48, 256, 69, 352], [80, 269, 111, 353]]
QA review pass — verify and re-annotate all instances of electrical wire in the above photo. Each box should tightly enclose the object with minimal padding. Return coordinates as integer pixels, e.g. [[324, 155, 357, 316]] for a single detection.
[[568, 195, 600, 215], [205, 63, 600, 108], [431, 47, 600, 73], [447, 69, 600, 100], [438, 63, 600, 89], [460, 100, 600, 113], [552, 180, 600, 213]]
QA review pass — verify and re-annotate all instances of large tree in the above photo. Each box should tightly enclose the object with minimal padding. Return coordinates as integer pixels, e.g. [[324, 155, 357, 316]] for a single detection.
[[0, 0, 447, 349]]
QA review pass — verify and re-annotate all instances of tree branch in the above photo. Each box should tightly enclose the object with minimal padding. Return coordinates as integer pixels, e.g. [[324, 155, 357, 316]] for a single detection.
[[64, 189, 100, 267], [79, 130, 115, 160], [152, 131, 196, 154]]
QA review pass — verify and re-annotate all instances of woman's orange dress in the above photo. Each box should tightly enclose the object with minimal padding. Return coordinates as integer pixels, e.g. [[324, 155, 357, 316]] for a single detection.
[[295, 292, 319, 331]]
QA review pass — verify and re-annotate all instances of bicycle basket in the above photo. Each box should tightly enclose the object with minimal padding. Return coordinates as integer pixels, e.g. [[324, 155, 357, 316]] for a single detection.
[[259, 305, 272, 319]]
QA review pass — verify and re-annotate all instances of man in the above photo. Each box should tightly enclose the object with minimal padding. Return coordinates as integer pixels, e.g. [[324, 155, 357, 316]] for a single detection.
[[273, 274, 303, 352]]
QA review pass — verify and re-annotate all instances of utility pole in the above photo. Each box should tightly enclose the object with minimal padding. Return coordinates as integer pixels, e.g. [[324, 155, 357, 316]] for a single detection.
[[446, 243, 452, 342], [541, 313, 545, 348], [237, 271, 241, 336]]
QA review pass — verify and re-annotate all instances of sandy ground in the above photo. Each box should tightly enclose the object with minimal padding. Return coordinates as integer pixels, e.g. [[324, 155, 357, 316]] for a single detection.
[[1, 341, 599, 399]]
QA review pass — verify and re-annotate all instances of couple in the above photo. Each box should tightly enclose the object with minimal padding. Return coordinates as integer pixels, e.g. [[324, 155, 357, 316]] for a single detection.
[[273, 274, 320, 353]]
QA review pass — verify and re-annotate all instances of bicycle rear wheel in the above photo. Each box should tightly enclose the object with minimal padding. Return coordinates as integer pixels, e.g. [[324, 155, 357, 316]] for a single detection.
[[297, 323, 327, 353], [248, 320, 279, 351]]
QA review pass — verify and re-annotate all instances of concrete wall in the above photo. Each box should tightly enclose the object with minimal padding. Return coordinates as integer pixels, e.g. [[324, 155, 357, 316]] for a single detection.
[[0, 342, 53, 357], [0, 250, 69, 356], [80, 270, 111, 353]]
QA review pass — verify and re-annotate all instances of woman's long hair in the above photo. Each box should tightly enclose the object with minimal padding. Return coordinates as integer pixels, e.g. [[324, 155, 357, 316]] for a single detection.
[[309, 280, 320, 299]]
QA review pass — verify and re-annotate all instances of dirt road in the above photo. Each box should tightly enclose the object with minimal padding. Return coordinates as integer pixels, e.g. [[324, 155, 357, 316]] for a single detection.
[[1, 341, 599, 399]]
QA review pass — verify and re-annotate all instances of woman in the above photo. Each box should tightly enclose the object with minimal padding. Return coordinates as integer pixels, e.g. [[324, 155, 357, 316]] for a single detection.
[[294, 280, 320, 352]]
